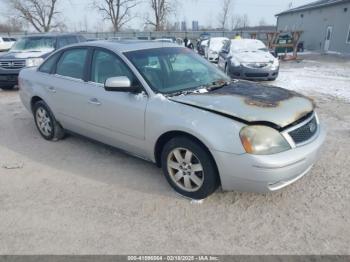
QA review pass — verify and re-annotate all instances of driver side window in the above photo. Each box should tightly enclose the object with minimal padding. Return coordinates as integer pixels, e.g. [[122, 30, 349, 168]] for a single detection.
[[91, 49, 136, 85]]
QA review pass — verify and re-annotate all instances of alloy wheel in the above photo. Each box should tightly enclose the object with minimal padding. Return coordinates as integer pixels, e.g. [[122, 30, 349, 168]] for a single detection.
[[167, 148, 204, 192], [35, 107, 53, 137]]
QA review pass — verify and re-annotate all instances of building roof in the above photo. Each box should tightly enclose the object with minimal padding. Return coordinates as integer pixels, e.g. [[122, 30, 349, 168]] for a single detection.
[[276, 0, 350, 16]]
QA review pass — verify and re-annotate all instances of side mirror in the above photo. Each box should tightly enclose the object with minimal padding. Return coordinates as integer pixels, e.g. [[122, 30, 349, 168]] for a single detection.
[[104, 76, 139, 93]]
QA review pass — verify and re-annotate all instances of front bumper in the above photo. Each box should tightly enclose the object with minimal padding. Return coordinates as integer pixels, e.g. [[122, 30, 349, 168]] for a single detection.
[[213, 124, 326, 193], [0, 74, 18, 87], [228, 65, 279, 80], [0, 67, 21, 87]]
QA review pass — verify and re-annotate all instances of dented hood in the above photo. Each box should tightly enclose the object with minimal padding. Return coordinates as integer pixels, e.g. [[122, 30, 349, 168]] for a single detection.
[[169, 81, 314, 128]]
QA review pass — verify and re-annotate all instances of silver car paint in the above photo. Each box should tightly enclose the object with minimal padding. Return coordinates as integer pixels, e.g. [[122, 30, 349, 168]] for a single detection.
[[19, 41, 326, 192]]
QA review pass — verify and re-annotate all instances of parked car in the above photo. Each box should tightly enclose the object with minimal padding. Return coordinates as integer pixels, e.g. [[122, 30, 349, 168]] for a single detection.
[[197, 39, 209, 56], [0, 33, 86, 90], [19, 41, 325, 199], [109, 37, 138, 41], [218, 39, 280, 81], [154, 38, 175, 43], [0, 37, 16, 52], [205, 37, 229, 63]]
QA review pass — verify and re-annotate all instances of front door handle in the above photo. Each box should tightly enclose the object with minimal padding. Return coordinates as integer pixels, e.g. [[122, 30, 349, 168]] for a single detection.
[[48, 86, 56, 93], [88, 98, 101, 106]]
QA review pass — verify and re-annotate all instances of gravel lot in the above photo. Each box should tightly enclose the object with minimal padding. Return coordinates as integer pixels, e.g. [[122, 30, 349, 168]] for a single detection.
[[0, 54, 349, 255]]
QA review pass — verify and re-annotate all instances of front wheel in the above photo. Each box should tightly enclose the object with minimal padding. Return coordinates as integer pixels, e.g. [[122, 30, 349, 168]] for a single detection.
[[161, 137, 220, 199], [33, 101, 65, 141]]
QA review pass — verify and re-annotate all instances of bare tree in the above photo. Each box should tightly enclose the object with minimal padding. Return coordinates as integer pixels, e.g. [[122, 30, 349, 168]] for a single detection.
[[230, 14, 249, 30], [0, 16, 24, 32], [259, 18, 267, 26], [93, 0, 139, 32], [7, 0, 62, 32], [145, 0, 175, 31], [218, 0, 233, 30]]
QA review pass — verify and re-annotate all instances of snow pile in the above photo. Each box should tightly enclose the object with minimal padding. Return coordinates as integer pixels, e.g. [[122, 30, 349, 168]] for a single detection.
[[273, 57, 350, 101]]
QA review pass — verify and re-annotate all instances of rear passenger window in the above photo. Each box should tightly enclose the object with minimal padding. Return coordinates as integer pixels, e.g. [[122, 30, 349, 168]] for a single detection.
[[56, 49, 88, 80], [39, 52, 61, 74]]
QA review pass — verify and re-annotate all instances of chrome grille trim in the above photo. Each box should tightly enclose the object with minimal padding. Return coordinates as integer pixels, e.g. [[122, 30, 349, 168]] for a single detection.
[[281, 112, 319, 148], [0, 60, 26, 70]]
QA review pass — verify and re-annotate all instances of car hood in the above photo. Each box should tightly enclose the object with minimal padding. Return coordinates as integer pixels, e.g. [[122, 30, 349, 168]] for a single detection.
[[0, 50, 53, 60], [233, 50, 275, 63], [169, 81, 314, 128]]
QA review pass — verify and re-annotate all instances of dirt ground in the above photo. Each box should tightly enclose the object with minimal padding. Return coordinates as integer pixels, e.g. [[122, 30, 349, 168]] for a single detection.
[[0, 55, 349, 255]]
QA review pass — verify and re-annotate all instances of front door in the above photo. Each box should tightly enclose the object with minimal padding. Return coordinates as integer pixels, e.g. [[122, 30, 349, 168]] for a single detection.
[[324, 26, 333, 52], [82, 48, 148, 154]]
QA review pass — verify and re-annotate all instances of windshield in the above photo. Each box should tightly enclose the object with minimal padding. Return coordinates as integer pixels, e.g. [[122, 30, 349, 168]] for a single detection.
[[230, 39, 267, 52], [11, 37, 56, 52], [125, 47, 229, 94]]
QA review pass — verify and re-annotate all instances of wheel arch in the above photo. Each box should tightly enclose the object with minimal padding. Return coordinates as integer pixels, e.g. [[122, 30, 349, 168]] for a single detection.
[[30, 96, 44, 113], [154, 131, 219, 181]]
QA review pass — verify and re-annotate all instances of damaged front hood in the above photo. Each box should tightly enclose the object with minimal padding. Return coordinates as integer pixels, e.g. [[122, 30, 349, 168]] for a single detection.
[[169, 81, 314, 128]]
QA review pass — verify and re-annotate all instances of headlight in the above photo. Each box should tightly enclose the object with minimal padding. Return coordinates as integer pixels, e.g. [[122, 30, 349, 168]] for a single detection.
[[270, 59, 279, 70], [26, 58, 44, 67], [240, 125, 291, 155]]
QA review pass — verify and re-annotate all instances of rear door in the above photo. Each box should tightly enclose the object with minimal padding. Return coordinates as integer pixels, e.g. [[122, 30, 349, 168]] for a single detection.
[[49, 47, 92, 133]]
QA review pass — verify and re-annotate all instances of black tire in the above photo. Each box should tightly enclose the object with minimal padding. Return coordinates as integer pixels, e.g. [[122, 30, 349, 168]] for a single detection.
[[33, 100, 65, 141], [161, 136, 220, 199]]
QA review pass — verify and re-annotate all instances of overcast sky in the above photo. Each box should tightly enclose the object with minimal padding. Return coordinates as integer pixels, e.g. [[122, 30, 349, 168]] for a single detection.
[[0, 0, 313, 31]]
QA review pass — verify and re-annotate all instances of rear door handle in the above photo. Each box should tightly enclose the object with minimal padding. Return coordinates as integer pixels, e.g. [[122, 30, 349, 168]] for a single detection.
[[88, 98, 101, 106], [48, 86, 56, 93]]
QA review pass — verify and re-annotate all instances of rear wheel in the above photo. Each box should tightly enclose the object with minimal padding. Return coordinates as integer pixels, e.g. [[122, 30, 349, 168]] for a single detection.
[[161, 137, 220, 199], [33, 101, 65, 141]]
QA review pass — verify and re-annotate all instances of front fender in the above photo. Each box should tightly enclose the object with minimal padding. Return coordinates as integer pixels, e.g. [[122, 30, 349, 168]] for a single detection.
[[145, 97, 246, 161]]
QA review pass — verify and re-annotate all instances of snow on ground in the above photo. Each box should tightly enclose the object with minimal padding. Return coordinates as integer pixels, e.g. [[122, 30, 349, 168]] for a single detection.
[[272, 53, 350, 101]]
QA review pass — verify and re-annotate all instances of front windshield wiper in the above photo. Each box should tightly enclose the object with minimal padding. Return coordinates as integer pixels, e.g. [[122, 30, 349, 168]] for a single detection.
[[205, 80, 230, 91], [166, 80, 230, 97]]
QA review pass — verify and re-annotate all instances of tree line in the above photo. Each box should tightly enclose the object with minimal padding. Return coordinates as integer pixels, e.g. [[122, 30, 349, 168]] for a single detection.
[[0, 0, 255, 33]]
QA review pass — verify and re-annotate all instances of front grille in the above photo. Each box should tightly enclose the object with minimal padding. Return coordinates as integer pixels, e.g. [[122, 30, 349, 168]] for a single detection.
[[245, 73, 269, 78], [289, 116, 318, 144], [244, 63, 269, 69], [0, 60, 26, 70]]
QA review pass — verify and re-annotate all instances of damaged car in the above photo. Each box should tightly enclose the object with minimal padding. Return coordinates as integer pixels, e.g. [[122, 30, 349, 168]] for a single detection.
[[19, 41, 326, 199]]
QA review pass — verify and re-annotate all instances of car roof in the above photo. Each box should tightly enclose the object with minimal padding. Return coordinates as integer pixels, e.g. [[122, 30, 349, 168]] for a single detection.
[[72, 40, 180, 52]]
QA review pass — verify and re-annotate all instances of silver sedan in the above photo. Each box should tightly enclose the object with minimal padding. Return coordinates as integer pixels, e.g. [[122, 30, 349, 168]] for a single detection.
[[19, 41, 326, 199]]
